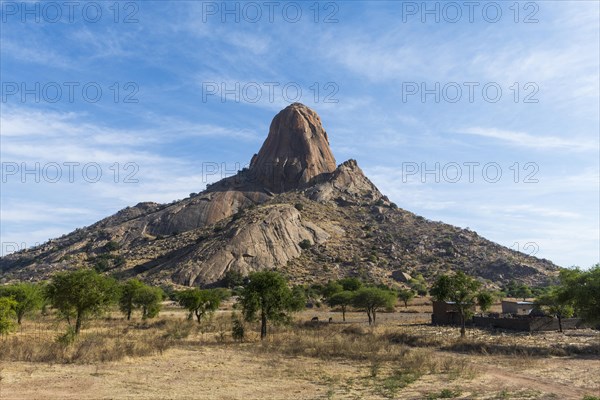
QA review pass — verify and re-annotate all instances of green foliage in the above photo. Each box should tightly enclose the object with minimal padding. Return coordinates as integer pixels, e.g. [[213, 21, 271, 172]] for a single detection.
[[0, 297, 18, 335], [231, 313, 245, 342], [558, 264, 600, 325], [397, 288, 415, 308], [104, 240, 120, 252], [238, 271, 304, 339], [327, 291, 354, 321], [431, 272, 482, 337], [298, 239, 312, 250], [352, 287, 396, 325], [0, 283, 43, 324], [426, 388, 463, 399], [45, 269, 118, 334], [56, 326, 77, 345], [408, 274, 428, 296], [119, 279, 145, 320], [177, 288, 223, 323], [135, 285, 164, 320], [535, 287, 574, 332], [222, 269, 245, 289], [322, 281, 344, 298], [476, 291, 495, 313], [338, 277, 363, 292], [294, 203, 304, 211]]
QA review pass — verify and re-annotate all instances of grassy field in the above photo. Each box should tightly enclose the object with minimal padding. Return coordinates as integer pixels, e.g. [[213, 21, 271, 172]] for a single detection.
[[0, 300, 598, 400]]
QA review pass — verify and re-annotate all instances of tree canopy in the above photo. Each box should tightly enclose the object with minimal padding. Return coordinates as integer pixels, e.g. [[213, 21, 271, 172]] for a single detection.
[[0, 282, 43, 324], [45, 269, 118, 334], [431, 272, 483, 337], [352, 287, 396, 325], [177, 288, 226, 323], [238, 271, 304, 339]]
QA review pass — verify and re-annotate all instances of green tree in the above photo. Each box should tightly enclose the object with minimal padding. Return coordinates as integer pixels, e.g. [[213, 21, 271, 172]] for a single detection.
[[558, 264, 600, 325], [322, 281, 343, 298], [0, 297, 18, 335], [45, 269, 118, 334], [327, 291, 354, 321], [119, 279, 145, 320], [514, 284, 533, 301], [408, 274, 428, 296], [397, 288, 415, 308], [119, 280, 163, 320], [431, 272, 482, 337], [135, 285, 164, 320], [476, 291, 495, 313], [177, 288, 223, 323], [0, 283, 43, 324], [352, 287, 396, 325], [338, 277, 363, 292], [238, 271, 304, 339], [535, 288, 574, 333], [222, 270, 245, 289]]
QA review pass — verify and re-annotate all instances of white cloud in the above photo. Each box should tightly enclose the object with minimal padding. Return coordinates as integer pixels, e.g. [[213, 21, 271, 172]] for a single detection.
[[457, 127, 597, 152]]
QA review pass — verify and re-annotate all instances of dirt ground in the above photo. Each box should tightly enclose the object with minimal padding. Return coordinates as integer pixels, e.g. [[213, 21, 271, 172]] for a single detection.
[[0, 304, 598, 400]]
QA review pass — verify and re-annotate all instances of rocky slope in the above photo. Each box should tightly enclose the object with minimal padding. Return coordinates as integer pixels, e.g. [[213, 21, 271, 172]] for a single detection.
[[0, 103, 559, 288]]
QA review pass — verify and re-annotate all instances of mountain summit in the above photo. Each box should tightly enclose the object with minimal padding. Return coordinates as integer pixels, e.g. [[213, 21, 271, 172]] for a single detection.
[[249, 103, 337, 192], [0, 104, 559, 287]]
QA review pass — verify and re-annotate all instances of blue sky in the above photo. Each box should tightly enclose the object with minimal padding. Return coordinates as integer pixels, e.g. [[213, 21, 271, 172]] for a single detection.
[[1, 1, 598, 269]]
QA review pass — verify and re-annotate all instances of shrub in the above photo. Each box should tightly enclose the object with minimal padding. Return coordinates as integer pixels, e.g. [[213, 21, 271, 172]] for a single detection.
[[294, 203, 304, 211], [298, 239, 312, 250]]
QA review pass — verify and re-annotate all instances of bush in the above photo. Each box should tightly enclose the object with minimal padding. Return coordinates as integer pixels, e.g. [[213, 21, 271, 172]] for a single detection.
[[231, 313, 245, 342], [294, 203, 304, 211], [298, 239, 312, 250]]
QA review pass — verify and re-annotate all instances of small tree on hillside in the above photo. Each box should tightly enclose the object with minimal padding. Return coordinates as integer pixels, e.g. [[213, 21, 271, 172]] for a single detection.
[[338, 277, 363, 292], [177, 288, 224, 323], [322, 281, 344, 298], [397, 288, 415, 308], [352, 287, 396, 325], [514, 284, 533, 301], [238, 271, 304, 339], [45, 269, 118, 334], [0, 283, 43, 324], [327, 291, 354, 321], [430, 272, 482, 337]]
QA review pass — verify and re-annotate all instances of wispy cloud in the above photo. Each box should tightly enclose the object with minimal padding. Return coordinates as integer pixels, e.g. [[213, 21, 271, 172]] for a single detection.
[[457, 127, 598, 152]]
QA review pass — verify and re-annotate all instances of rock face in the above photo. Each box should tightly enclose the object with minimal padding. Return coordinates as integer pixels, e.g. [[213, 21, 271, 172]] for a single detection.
[[173, 205, 329, 286], [249, 103, 337, 192], [0, 103, 560, 287]]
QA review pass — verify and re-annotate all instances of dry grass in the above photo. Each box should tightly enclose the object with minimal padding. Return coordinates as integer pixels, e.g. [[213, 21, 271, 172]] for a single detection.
[[0, 316, 194, 364], [0, 308, 598, 399]]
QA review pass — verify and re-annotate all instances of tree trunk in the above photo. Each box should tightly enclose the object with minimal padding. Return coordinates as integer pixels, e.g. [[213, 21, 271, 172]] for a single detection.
[[196, 310, 202, 323], [260, 311, 267, 340], [126, 309, 131, 321], [342, 307, 346, 322], [460, 312, 466, 338], [367, 309, 372, 325], [558, 315, 563, 333], [17, 313, 23, 325], [372, 309, 377, 325], [75, 311, 82, 334]]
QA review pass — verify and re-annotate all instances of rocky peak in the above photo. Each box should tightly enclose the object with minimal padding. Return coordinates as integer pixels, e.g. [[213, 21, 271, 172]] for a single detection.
[[249, 103, 337, 192]]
